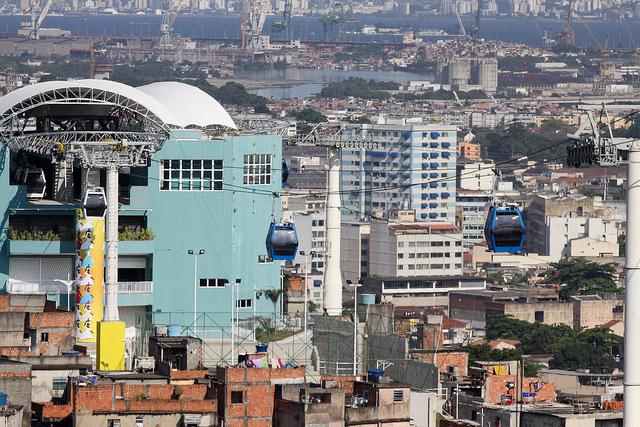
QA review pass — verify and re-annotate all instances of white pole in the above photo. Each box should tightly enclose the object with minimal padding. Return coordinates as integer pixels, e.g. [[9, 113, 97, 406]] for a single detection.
[[193, 255, 197, 333], [304, 254, 308, 340], [324, 146, 343, 316], [230, 283, 234, 365], [253, 284, 257, 341], [67, 272, 70, 312], [236, 281, 239, 347], [104, 164, 119, 322], [353, 283, 358, 376], [624, 145, 640, 426], [455, 382, 459, 419]]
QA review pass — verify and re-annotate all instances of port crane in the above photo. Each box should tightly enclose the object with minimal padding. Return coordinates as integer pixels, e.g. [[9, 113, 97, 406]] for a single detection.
[[320, 0, 346, 42], [582, 21, 606, 54], [469, 0, 482, 40], [618, 8, 639, 55], [555, 0, 575, 48], [241, 0, 271, 50], [454, 2, 467, 38], [159, 0, 185, 47], [28, 0, 54, 40], [271, 0, 293, 42]]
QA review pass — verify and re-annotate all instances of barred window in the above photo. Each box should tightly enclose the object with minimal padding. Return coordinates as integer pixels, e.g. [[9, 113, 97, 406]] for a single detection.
[[160, 160, 223, 191], [52, 377, 67, 391], [243, 154, 272, 185]]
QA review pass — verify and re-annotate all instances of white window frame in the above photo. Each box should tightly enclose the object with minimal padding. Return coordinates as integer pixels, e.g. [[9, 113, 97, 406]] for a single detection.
[[236, 299, 253, 308], [243, 154, 272, 185], [160, 159, 223, 192]]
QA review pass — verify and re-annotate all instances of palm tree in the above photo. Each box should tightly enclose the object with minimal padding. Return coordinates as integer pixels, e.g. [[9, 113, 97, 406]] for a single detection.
[[263, 289, 283, 323]]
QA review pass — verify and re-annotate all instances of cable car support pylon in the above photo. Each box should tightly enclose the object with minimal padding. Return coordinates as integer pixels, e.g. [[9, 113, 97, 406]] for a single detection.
[[284, 124, 377, 316], [566, 104, 638, 426]]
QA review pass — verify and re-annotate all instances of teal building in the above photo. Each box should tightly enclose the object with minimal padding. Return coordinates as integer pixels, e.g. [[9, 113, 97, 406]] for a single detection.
[[0, 83, 283, 336]]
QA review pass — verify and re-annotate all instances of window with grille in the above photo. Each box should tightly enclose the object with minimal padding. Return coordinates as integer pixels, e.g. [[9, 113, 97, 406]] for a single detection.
[[160, 160, 223, 191], [393, 389, 404, 402], [243, 154, 272, 185], [52, 377, 67, 391]]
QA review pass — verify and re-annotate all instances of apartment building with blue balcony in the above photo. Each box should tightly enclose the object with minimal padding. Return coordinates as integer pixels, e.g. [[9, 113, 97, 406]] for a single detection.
[[341, 122, 458, 222]]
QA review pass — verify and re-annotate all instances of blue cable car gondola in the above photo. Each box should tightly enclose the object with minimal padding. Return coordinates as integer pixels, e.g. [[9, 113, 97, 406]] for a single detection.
[[484, 206, 525, 253], [266, 221, 299, 261], [282, 159, 289, 186]]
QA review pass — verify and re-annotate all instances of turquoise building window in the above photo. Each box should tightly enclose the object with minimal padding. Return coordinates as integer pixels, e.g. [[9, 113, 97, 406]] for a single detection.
[[159, 159, 223, 191], [243, 154, 272, 185]]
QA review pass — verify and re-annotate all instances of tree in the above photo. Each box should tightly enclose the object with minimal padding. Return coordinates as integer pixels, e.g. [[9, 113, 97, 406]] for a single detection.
[[524, 361, 541, 376], [487, 272, 505, 285], [347, 116, 371, 124], [550, 329, 620, 374], [263, 289, 283, 321], [319, 77, 397, 100], [486, 315, 622, 374], [289, 108, 327, 123], [308, 301, 318, 313], [473, 119, 570, 162], [614, 120, 640, 139], [468, 343, 521, 365], [545, 258, 619, 300]]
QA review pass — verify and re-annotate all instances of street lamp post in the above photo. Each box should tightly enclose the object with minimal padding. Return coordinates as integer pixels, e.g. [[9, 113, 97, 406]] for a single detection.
[[228, 278, 241, 365], [188, 249, 205, 335], [348, 281, 361, 376], [299, 250, 316, 341]]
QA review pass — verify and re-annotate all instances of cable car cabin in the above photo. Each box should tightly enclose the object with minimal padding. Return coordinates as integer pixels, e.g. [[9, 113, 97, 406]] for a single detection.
[[24, 169, 46, 200], [83, 188, 107, 219], [282, 159, 289, 186], [266, 221, 299, 261], [484, 206, 525, 254]]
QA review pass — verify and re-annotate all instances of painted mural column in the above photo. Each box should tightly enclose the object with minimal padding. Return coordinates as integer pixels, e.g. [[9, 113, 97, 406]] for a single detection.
[[74, 208, 105, 343]]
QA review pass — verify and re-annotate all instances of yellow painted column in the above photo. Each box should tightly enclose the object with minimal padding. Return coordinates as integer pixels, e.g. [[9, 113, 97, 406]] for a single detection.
[[74, 209, 104, 343]]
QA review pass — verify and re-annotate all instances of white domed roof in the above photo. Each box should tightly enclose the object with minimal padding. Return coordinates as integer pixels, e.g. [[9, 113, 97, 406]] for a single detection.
[[137, 81, 237, 130], [0, 79, 179, 129]]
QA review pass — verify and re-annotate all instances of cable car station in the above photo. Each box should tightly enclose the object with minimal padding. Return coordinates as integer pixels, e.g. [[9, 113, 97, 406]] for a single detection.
[[0, 80, 283, 368]]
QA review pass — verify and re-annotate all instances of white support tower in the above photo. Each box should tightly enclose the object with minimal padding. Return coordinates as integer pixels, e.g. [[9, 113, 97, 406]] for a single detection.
[[625, 142, 640, 426], [567, 104, 640, 426], [285, 124, 377, 316], [104, 164, 120, 322], [0, 81, 173, 366], [324, 147, 343, 315]]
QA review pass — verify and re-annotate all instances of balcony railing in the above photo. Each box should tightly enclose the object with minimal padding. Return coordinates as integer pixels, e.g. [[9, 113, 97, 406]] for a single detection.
[[6, 279, 153, 294], [6, 279, 70, 294], [118, 281, 153, 294]]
